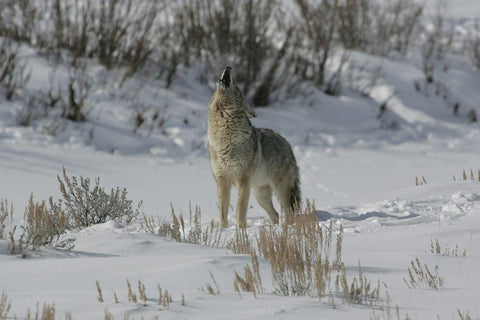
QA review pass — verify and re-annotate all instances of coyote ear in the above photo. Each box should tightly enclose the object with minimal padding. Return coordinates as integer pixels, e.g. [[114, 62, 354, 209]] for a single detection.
[[245, 104, 257, 118]]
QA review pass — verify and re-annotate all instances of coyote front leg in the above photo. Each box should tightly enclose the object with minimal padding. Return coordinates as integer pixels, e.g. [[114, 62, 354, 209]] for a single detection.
[[235, 178, 250, 229], [217, 177, 231, 228]]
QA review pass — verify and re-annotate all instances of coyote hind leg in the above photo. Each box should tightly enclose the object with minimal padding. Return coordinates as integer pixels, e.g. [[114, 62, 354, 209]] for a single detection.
[[254, 185, 279, 224]]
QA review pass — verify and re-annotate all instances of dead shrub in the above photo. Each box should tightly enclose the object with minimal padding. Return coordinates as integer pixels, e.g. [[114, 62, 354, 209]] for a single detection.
[[467, 25, 480, 68], [0, 0, 38, 43], [21, 194, 71, 251], [163, 0, 291, 105], [0, 38, 30, 100], [291, 0, 338, 87], [131, 101, 170, 135], [337, 0, 372, 50], [60, 59, 91, 122], [57, 167, 142, 228], [420, 7, 453, 85], [2, 196, 74, 255], [369, 0, 423, 56]]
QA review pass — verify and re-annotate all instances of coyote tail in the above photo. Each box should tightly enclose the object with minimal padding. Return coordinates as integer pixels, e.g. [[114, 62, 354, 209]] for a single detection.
[[290, 176, 301, 212]]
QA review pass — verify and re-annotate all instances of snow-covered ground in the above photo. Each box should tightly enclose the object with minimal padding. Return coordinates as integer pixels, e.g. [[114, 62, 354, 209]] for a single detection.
[[1, 1, 480, 319]]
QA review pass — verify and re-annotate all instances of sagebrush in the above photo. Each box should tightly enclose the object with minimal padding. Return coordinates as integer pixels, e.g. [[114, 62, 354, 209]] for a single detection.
[[57, 167, 142, 227]]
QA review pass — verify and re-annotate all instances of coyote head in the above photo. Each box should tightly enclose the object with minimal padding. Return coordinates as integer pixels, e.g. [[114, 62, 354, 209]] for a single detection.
[[212, 66, 257, 118]]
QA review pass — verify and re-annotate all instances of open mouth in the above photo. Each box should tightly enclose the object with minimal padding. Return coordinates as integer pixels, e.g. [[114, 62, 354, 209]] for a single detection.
[[219, 66, 233, 88]]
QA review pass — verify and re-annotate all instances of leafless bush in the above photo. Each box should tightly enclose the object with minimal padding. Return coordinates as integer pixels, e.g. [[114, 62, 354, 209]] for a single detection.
[[17, 71, 63, 127], [33, 0, 160, 80], [60, 59, 91, 122], [291, 0, 338, 88], [468, 25, 480, 68], [131, 101, 170, 135], [468, 109, 477, 123], [370, 0, 423, 56], [16, 92, 53, 126], [57, 167, 142, 228], [324, 52, 349, 96], [0, 0, 38, 43], [337, 0, 372, 50], [163, 0, 290, 105], [346, 61, 383, 97], [421, 8, 453, 84], [0, 38, 30, 100], [336, 0, 423, 56], [45, 0, 94, 59]]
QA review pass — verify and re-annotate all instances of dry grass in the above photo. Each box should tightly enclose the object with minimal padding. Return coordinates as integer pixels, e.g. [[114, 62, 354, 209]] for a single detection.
[[404, 257, 444, 290], [337, 261, 381, 305], [0, 200, 13, 240], [201, 271, 221, 295], [157, 284, 172, 308], [126, 279, 137, 304], [22, 194, 70, 251], [452, 169, 480, 182], [415, 176, 428, 186], [252, 203, 343, 297], [2, 194, 74, 256], [227, 200, 382, 306], [369, 292, 412, 320], [0, 37, 30, 101], [233, 250, 263, 298], [0, 292, 11, 320], [96, 280, 104, 303], [431, 238, 466, 257], [142, 204, 223, 247], [457, 310, 479, 320], [227, 229, 253, 254], [100, 279, 173, 308]]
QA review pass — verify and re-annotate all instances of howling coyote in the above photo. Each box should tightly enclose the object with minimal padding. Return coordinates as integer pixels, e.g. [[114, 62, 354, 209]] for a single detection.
[[207, 66, 301, 229]]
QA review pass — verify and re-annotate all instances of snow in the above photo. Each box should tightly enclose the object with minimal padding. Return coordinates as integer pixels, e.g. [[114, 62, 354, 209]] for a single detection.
[[1, 4, 480, 320]]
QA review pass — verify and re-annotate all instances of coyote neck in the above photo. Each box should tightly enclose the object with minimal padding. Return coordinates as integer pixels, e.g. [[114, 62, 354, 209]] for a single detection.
[[207, 102, 257, 168]]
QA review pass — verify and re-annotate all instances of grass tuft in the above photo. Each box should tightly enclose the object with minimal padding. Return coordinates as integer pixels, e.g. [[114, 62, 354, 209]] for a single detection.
[[404, 257, 444, 290]]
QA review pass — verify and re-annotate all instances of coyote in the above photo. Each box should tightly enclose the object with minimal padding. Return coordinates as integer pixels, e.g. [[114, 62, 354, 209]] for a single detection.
[[207, 66, 301, 228]]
